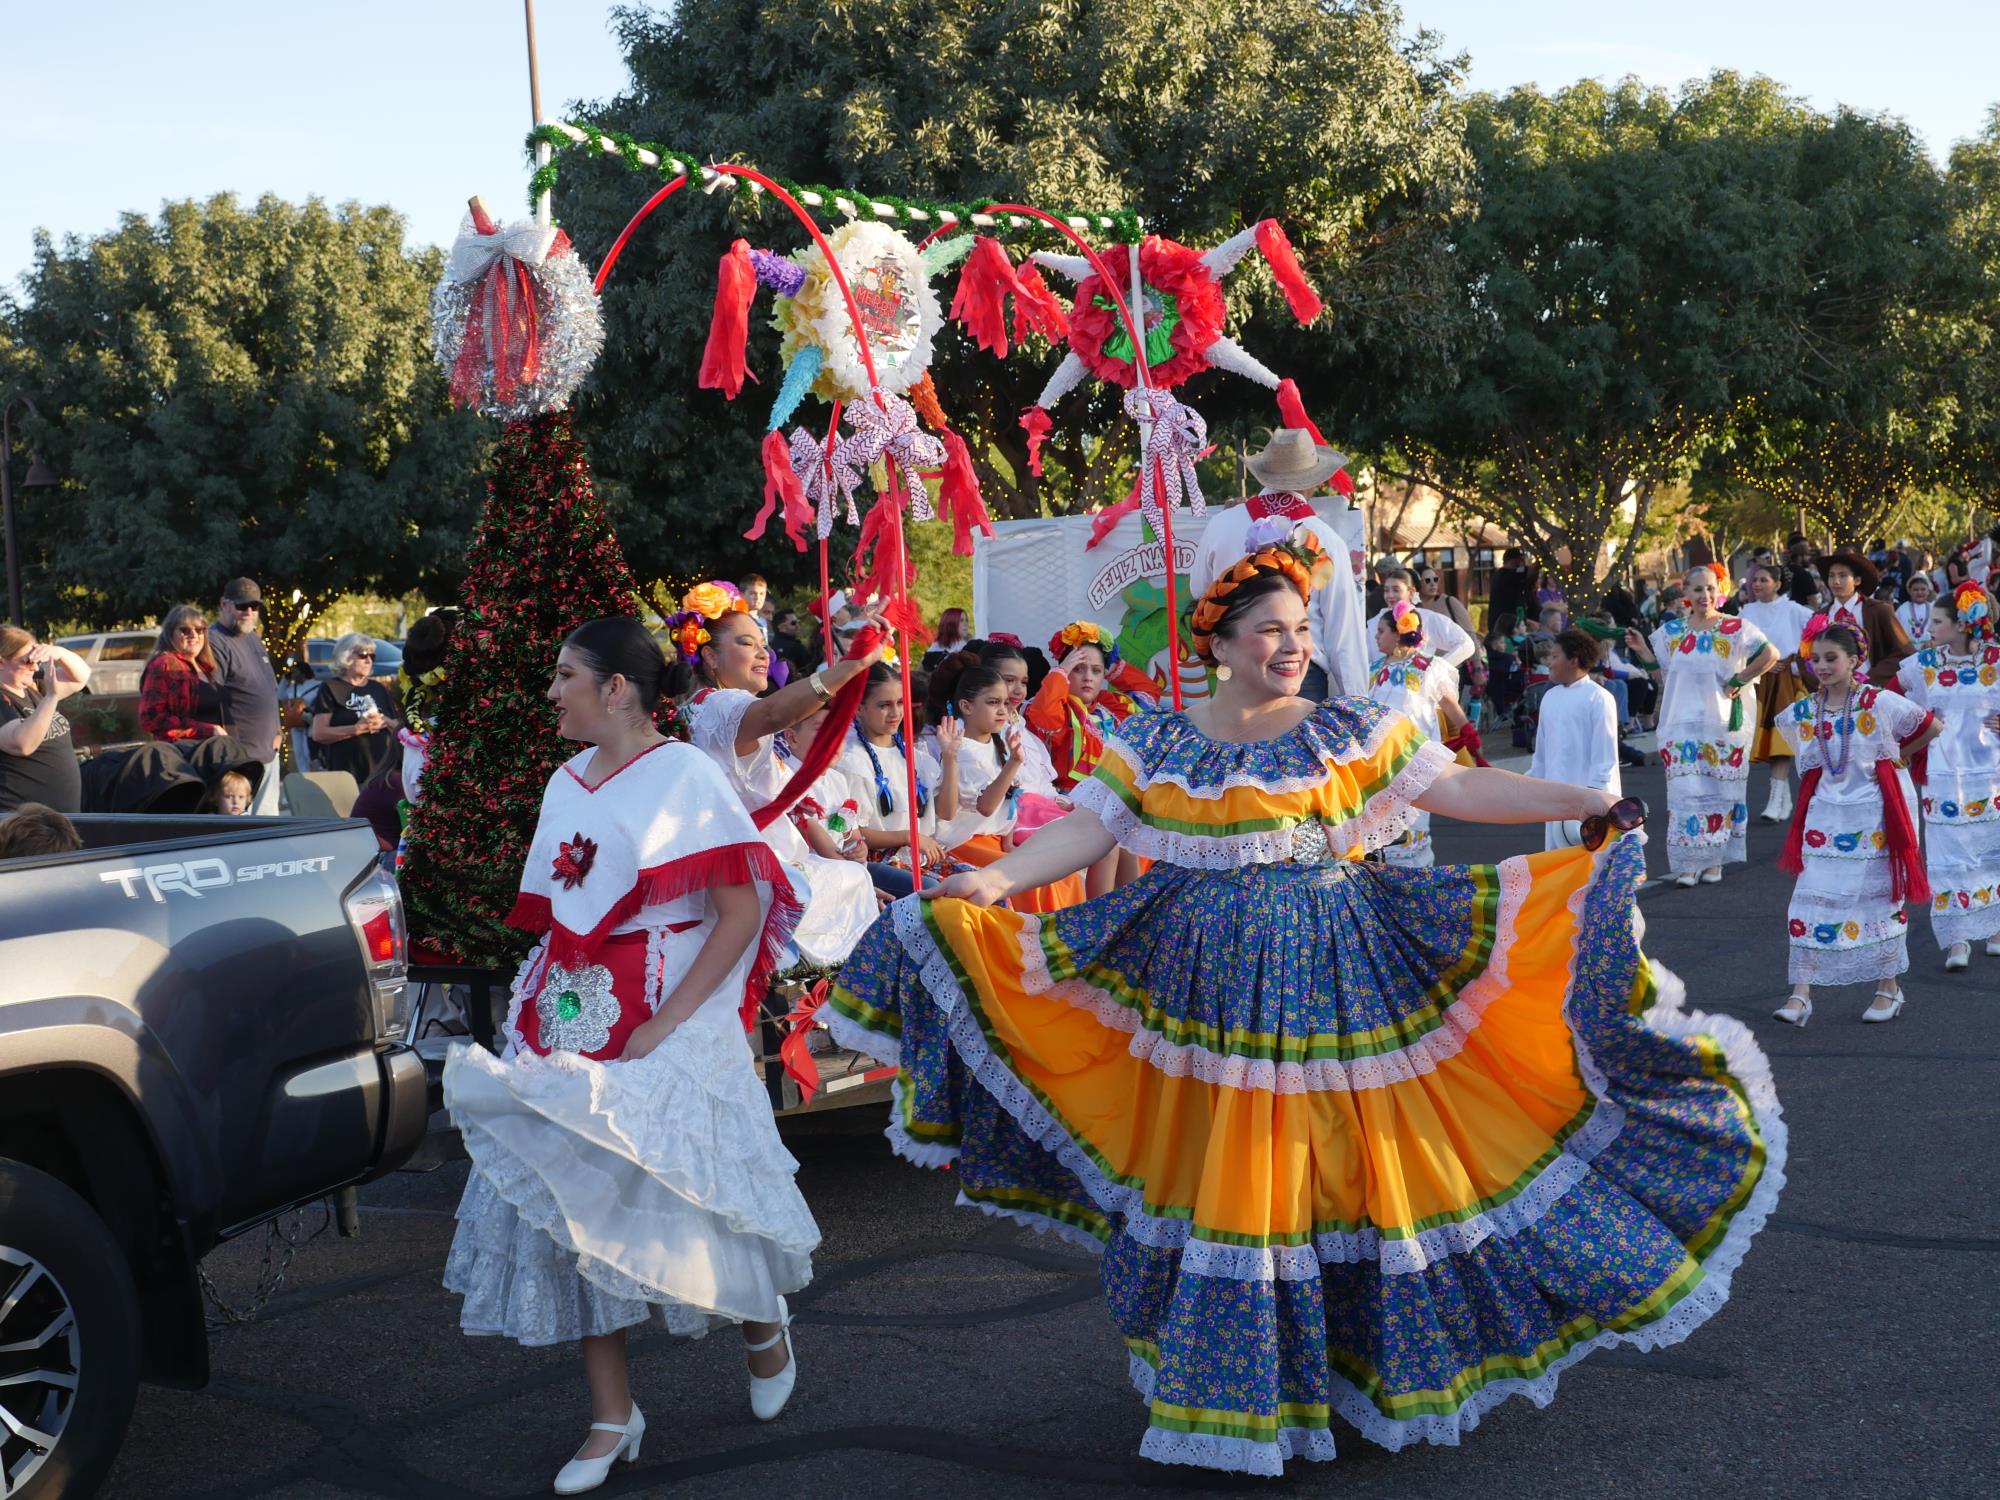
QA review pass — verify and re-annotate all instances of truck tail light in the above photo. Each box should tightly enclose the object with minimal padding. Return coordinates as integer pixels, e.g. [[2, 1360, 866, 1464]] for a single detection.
[[345, 865, 410, 1041]]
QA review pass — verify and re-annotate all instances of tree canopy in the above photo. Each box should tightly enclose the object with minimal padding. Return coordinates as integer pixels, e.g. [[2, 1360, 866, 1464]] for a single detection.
[[552, 0, 1472, 589], [3, 193, 486, 638]]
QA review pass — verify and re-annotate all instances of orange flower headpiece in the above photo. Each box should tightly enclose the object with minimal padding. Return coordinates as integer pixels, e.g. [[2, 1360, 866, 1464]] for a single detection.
[[1389, 598, 1425, 647], [1187, 527, 1334, 664], [1048, 620, 1120, 667], [665, 580, 753, 666], [1952, 581, 1994, 643]]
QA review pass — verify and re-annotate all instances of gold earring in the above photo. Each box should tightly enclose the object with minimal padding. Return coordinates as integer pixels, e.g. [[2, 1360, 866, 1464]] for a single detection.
[[1215, 663, 1233, 682]]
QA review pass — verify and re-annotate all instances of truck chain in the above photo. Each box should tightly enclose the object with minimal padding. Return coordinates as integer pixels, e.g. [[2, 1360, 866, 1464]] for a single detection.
[[198, 1199, 335, 1328]]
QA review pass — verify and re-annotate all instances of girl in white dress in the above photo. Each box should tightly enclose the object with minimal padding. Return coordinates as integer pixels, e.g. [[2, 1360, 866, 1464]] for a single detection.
[[1365, 601, 1464, 867], [442, 618, 816, 1495], [836, 662, 948, 897], [1738, 561, 1817, 823], [675, 585, 882, 965], [1895, 583, 2000, 969], [1774, 621, 1940, 1026], [1897, 573, 1937, 646], [1625, 566, 1779, 885]]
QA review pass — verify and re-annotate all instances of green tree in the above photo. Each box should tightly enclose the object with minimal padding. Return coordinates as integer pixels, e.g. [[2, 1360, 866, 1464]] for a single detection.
[[548, 0, 1470, 590], [1371, 73, 1828, 605], [2, 194, 487, 654], [1710, 108, 1989, 548]]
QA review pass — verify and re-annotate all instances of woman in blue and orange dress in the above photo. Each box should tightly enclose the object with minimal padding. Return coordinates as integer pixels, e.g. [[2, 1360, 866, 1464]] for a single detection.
[[831, 524, 1785, 1477], [1025, 621, 1159, 894]]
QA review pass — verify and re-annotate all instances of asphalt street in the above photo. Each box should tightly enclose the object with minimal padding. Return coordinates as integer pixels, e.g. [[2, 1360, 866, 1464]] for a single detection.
[[101, 762, 2000, 1499]]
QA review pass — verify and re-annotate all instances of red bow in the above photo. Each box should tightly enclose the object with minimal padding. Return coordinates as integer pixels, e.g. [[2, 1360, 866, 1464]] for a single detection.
[[779, 979, 831, 1103]]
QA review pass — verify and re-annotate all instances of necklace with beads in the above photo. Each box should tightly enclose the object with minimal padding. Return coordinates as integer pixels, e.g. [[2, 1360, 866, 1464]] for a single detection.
[[1815, 686, 1855, 777]]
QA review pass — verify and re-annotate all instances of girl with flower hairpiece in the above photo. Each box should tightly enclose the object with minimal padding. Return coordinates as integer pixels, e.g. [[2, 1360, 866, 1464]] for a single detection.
[[1025, 619, 1160, 895], [829, 523, 1785, 1476], [1773, 620, 1940, 1025], [1363, 599, 1466, 867], [675, 581, 884, 966], [1894, 581, 2000, 970], [1624, 565, 1780, 886]]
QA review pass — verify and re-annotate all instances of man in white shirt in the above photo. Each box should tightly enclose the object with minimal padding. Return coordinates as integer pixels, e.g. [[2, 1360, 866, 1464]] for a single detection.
[[1374, 567, 1476, 669], [1528, 628, 1622, 850], [1188, 428, 1367, 699]]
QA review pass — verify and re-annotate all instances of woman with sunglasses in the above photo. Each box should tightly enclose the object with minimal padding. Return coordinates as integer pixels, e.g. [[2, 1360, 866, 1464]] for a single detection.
[[1775, 620, 1941, 1024], [830, 519, 1783, 1477], [138, 606, 227, 742], [0, 624, 91, 815], [308, 631, 403, 784]]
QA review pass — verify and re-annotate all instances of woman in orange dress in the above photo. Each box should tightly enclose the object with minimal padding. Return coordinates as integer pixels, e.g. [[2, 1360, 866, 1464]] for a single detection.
[[1025, 622, 1160, 893]]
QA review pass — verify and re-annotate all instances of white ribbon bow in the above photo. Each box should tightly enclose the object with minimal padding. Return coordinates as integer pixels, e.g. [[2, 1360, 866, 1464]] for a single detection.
[[1124, 387, 1208, 526], [834, 395, 946, 523], [789, 427, 864, 541], [445, 220, 559, 285]]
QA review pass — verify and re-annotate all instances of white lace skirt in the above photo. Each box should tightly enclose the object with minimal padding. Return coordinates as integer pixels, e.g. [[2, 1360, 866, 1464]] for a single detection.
[[1786, 787, 1909, 984], [442, 984, 819, 1347]]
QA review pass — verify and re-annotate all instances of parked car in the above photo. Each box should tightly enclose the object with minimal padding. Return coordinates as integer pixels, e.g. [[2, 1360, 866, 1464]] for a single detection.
[[0, 811, 426, 1498], [302, 636, 402, 689], [55, 629, 158, 697]]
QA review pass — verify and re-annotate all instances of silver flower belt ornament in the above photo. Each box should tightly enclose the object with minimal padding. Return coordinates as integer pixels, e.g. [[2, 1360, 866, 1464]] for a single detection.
[[536, 961, 622, 1056], [1287, 819, 1337, 865]]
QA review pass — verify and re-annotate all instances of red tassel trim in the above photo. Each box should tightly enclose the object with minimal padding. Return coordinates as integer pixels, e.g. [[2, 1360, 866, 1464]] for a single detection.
[[504, 841, 804, 1033], [1900, 710, 1935, 788], [1255, 219, 1323, 324], [1013, 261, 1069, 343], [1779, 766, 1820, 876], [951, 236, 1018, 357], [1331, 468, 1355, 497], [746, 429, 807, 551], [1275, 377, 1329, 446], [697, 238, 758, 399], [751, 625, 887, 834], [937, 430, 994, 556], [1874, 758, 1931, 906], [1021, 406, 1054, 478], [1086, 477, 1142, 551]]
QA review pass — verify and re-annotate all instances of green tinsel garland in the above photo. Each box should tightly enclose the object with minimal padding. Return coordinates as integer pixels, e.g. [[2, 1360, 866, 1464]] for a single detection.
[[529, 122, 1142, 244]]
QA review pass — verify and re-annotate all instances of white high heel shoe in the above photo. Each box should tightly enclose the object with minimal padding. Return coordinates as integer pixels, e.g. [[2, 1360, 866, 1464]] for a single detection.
[[1773, 994, 1812, 1028], [1699, 866, 1724, 885], [1861, 989, 1905, 1024], [1946, 943, 1971, 972], [747, 1299, 797, 1421], [1675, 870, 1700, 888], [1986, 939, 2000, 959], [553, 1403, 644, 1495]]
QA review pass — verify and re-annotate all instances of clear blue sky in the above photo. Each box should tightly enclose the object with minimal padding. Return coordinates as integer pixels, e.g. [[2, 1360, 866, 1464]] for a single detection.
[[4, 1, 1997, 292]]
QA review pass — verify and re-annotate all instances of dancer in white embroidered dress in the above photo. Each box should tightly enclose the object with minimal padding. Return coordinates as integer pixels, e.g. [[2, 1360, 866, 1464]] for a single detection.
[[1365, 601, 1464, 868], [836, 662, 948, 897], [1895, 583, 2000, 969], [441, 618, 815, 1495], [1773, 621, 1940, 1027], [1626, 566, 1778, 886], [675, 589, 883, 965]]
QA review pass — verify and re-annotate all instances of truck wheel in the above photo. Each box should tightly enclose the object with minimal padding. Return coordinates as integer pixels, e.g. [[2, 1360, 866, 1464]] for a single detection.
[[0, 1159, 141, 1500]]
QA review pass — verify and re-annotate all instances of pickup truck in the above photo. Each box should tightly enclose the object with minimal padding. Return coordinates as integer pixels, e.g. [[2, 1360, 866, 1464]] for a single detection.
[[0, 813, 428, 1500]]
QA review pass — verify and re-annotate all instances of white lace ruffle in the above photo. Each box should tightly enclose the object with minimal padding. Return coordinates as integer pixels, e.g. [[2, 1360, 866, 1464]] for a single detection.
[[1787, 934, 1908, 985], [1008, 856, 1533, 1098], [1127, 1353, 1341, 1474]]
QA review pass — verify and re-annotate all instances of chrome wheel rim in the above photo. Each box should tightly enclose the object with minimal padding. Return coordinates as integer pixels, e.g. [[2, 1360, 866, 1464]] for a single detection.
[[0, 1246, 80, 1497]]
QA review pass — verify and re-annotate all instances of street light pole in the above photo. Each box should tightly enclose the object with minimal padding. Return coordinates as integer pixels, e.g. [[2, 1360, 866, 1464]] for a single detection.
[[1, 397, 59, 627]]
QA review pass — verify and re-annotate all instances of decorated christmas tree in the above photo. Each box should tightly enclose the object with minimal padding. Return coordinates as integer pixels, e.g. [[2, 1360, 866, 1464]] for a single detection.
[[401, 409, 639, 965], [399, 199, 632, 967]]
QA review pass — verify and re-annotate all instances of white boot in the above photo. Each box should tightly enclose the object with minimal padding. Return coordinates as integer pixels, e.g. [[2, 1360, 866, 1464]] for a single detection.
[[1761, 777, 1793, 823]]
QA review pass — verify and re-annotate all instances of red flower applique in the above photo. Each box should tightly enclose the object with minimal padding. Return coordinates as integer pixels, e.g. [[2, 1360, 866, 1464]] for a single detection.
[[1719, 617, 1743, 634], [1805, 829, 1827, 847], [1788, 918, 1807, 937], [552, 832, 597, 890]]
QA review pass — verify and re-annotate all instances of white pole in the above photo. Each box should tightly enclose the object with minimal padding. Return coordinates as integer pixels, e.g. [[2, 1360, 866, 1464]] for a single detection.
[[525, 0, 551, 228]]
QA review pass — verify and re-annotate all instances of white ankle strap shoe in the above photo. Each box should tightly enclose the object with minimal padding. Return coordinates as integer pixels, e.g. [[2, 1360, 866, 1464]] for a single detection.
[[553, 1403, 644, 1495], [747, 1298, 798, 1421]]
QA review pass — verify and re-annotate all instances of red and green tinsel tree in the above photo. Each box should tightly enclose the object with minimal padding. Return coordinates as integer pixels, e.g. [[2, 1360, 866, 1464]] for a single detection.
[[400, 410, 639, 966]]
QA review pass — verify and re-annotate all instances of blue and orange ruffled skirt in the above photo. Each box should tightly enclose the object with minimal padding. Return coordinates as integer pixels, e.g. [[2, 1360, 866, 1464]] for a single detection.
[[828, 836, 1783, 1474]]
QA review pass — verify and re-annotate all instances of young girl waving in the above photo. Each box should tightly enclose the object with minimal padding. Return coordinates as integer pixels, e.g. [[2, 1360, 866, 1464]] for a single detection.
[[1896, 582, 2000, 970], [1775, 620, 1940, 1025]]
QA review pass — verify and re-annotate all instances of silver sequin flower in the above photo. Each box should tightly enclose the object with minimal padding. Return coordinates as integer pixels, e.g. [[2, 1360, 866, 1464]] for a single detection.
[[1287, 819, 1336, 865], [535, 961, 621, 1055]]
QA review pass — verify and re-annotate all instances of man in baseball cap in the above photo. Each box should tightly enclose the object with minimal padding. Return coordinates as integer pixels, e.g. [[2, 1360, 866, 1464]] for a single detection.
[[209, 577, 283, 813]]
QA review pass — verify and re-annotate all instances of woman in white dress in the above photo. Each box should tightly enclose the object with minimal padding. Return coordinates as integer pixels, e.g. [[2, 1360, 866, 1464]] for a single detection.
[[674, 584, 882, 965], [1626, 566, 1779, 886], [1739, 562, 1816, 824], [1364, 600, 1464, 867], [1774, 621, 1940, 1025], [442, 618, 817, 1495], [1895, 583, 2000, 969]]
